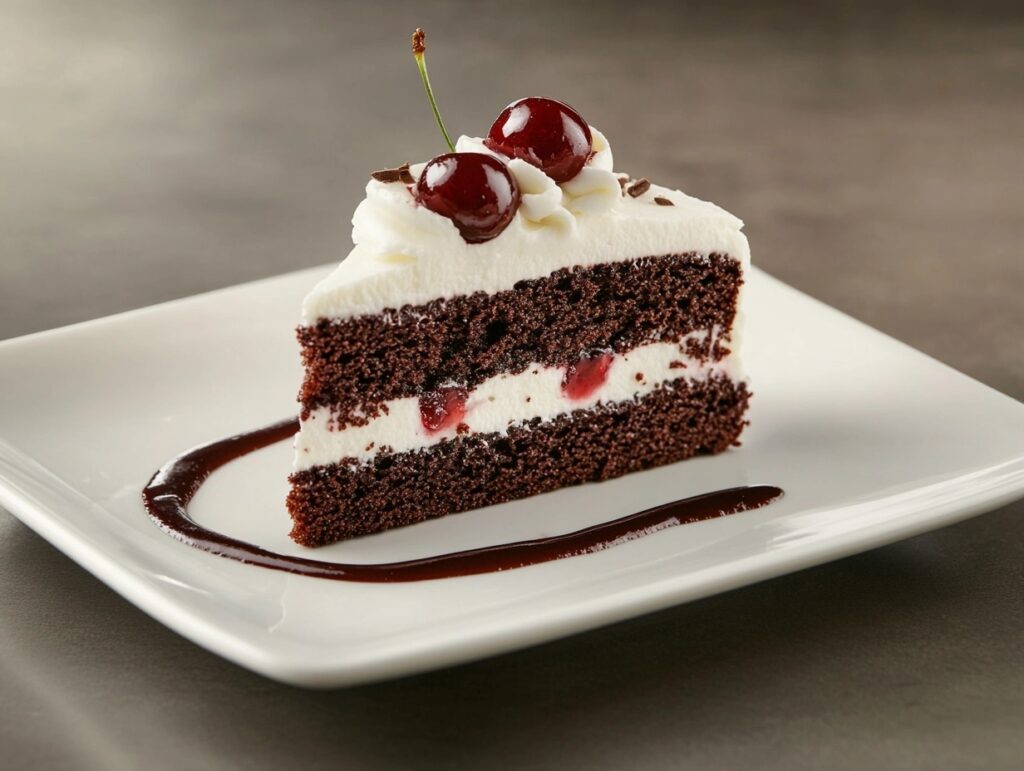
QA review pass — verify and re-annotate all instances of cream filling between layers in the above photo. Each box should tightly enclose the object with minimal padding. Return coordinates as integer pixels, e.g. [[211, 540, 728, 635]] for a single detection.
[[294, 330, 740, 471]]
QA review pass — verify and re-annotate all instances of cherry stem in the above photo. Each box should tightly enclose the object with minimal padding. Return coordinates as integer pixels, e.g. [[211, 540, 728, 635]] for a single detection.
[[411, 28, 455, 153]]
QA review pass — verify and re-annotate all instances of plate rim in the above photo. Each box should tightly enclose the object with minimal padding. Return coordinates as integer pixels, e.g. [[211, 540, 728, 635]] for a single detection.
[[2, 267, 1024, 687], [3, 452, 1023, 687]]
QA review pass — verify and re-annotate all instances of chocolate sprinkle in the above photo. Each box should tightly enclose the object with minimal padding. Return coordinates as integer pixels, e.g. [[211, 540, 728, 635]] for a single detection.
[[654, 196, 674, 206], [371, 162, 414, 184], [626, 178, 651, 197]]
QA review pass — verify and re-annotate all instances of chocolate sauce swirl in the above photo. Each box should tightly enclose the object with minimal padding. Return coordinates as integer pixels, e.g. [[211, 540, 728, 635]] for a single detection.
[[143, 419, 783, 583]]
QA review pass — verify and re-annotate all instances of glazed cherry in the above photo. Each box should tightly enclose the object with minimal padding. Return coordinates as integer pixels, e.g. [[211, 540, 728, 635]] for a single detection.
[[419, 386, 468, 433], [415, 153, 520, 243], [562, 352, 613, 401], [485, 97, 592, 183]]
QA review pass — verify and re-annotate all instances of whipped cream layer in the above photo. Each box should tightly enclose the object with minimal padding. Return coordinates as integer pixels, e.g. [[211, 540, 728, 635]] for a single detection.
[[303, 127, 749, 323], [294, 329, 739, 471]]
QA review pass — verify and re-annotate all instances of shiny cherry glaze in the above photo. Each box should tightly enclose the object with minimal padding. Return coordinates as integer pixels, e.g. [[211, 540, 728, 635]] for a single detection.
[[419, 386, 468, 433], [485, 97, 592, 183], [415, 153, 520, 243], [562, 353, 613, 400]]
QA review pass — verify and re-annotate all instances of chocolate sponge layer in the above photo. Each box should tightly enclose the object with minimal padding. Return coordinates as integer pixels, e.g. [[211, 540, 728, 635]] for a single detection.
[[297, 252, 742, 425], [287, 374, 750, 546]]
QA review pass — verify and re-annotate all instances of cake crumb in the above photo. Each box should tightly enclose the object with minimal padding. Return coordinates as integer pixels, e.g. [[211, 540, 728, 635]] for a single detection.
[[456, 422, 470, 435], [669, 360, 686, 369], [526, 396, 532, 402], [365, 442, 375, 451], [635, 372, 644, 382]]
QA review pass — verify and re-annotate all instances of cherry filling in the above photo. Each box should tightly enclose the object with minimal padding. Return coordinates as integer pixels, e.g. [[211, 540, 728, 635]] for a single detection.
[[561, 353, 613, 401], [419, 386, 468, 433]]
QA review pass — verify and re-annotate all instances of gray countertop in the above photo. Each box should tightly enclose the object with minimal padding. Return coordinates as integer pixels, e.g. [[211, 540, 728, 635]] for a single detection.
[[1, 1, 1022, 768]]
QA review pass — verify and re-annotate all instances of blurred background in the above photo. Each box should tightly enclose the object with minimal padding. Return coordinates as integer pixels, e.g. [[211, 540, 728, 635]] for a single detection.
[[1, 0, 1021, 397], [1, 1, 1022, 769]]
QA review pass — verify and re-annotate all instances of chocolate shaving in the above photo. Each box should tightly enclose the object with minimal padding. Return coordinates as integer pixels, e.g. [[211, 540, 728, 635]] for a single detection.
[[654, 196, 674, 206], [371, 162, 414, 184], [617, 175, 630, 191], [626, 178, 651, 197]]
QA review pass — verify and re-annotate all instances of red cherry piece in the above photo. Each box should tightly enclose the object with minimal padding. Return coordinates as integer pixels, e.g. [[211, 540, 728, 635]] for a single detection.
[[415, 153, 520, 243], [485, 97, 592, 183], [419, 386, 468, 433], [562, 353, 613, 401]]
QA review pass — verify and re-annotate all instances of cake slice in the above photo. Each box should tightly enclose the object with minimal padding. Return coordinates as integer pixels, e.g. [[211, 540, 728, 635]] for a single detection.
[[287, 90, 750, 545]]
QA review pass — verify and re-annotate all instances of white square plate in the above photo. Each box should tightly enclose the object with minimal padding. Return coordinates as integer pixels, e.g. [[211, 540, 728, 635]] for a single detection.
[[1, 267, 1023, 687]]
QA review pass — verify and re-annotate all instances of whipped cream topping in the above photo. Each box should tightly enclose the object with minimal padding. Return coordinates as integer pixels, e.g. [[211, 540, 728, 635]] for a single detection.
[[302, 125, 749, 322], [452, 127, 621, 231], [294, 329, 740, 470]]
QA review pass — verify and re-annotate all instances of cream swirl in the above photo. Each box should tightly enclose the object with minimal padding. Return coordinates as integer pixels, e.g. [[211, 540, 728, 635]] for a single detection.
[[312, 126, 748, 323], [561, 127, 622, 215], [455, 126, 621, 231], [350, 125, 625, 257]]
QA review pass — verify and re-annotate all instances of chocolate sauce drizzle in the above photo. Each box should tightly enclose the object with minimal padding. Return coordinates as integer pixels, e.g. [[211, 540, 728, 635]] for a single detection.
[[142, 418, 783, 583]]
